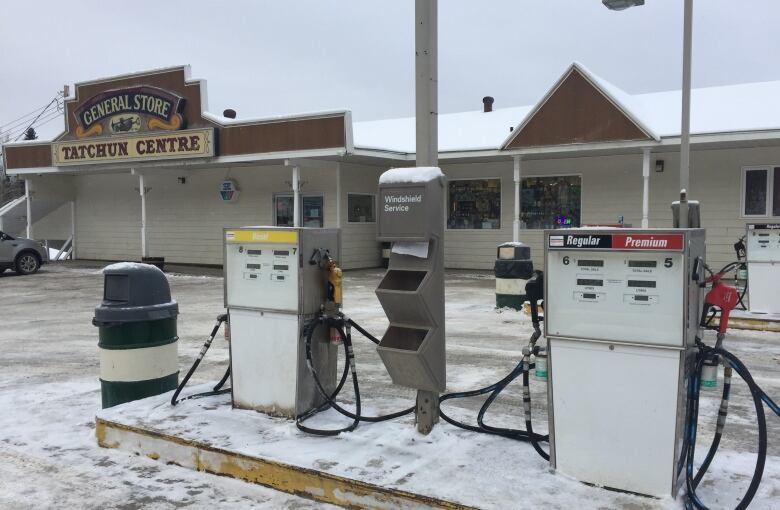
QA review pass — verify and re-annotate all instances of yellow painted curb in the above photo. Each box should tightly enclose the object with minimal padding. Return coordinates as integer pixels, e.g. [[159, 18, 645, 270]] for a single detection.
[[96, 418, 477, 510], [713, 317, 780, 332]]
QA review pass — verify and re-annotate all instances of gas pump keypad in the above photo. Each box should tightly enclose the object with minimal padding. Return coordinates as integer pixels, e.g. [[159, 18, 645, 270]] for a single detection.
[[547, 250, 684, 346]]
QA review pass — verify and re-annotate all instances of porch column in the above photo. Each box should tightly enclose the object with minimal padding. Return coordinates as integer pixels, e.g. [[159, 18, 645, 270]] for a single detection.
[[292, 166, 301, 227], [513, 155, 522, 242], [70, 200, 77, 260], [139, 173, 148, 258], [335, 163, 342, 228], [25, 179, 32, 239], [641, 148, 650, 229]]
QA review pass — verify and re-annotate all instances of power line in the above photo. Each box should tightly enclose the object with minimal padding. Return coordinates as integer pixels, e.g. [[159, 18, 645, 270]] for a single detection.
[[2, 108, 62, 142], [12, 95, 62, 142], [0, 102, 55, 132]]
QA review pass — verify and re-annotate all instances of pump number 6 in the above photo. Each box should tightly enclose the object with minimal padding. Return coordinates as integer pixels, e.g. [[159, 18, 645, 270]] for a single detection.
[[563, 256, 570, 265]]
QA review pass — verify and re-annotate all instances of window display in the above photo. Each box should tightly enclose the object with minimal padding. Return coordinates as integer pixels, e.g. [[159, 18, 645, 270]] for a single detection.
[[520, 176, 581, 229], [447, 179, 501, 229]]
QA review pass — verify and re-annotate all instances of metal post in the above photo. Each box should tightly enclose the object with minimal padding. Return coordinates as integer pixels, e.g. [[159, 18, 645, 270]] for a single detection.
[[642, 149, 650, 229], [292, 166, 301, 228], [139, 173, 148, 258], [70, 200, 76, 260], [513, 156, 522, 242], [679, 0, 693, 228], [335, 163, 342, 228], [25, 179, 32, 239], [415, 0, 439, 434], [415, 0, 438, 168]]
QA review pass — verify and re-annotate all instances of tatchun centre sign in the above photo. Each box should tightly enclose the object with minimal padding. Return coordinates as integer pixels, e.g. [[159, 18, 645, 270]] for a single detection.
[[52, 128, 214, 166]]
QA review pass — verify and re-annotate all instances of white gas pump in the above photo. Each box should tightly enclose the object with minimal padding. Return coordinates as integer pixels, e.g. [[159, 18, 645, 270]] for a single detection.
[[545, 228, 705, 497], [223, 227, 339, 417], [745, 223, 780, 314]]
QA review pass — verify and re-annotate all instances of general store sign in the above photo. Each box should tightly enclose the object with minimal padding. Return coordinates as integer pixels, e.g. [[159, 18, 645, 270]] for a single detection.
[[73, 85, 185, 138], [52, 128, 214, 166]]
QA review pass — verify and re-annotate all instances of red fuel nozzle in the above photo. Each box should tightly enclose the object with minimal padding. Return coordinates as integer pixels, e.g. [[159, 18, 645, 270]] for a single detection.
[[701, 273, 739, 334]]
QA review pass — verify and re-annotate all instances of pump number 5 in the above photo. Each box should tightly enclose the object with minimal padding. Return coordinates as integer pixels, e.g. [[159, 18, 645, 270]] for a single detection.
[[664, 257, 673, 268]]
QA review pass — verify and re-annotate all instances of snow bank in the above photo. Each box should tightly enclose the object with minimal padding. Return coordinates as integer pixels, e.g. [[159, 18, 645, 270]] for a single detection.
[[379, 167, 443, 184]]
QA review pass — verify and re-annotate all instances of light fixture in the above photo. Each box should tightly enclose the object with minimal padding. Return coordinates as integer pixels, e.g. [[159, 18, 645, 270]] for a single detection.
[[602, 0, 644, 11], [655, 160, 665, 173]]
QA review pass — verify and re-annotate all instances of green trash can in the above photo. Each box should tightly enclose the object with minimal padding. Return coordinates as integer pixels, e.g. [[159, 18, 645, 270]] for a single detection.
[[94, 262, 179, 408]]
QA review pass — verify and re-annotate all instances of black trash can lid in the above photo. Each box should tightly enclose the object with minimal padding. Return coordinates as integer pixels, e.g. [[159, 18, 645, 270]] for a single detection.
[[94, 262, 178, 324], [496, 241, 531, 260]]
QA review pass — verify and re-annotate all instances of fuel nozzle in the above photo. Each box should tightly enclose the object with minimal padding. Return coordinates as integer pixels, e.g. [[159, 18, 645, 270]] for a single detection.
[[525, 270, 544, 329]]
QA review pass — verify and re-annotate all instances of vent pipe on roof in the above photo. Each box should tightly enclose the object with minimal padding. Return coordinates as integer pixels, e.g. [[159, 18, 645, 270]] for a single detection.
[[482, 96, 494, 113], [223, 109, 237, 119]]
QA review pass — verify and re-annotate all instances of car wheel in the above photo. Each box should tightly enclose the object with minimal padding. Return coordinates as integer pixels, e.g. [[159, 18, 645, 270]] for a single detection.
[[15, 252, 40, 275]]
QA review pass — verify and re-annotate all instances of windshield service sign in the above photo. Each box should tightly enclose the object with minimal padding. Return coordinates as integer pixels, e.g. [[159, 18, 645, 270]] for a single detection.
[[549, 233, 684, 251]]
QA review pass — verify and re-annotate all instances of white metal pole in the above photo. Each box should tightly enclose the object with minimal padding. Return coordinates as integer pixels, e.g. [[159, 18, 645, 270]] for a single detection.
[[70, 200, 76, 260], [335, 163, 342, 228], [25, 179, 32, 239], [415, 0, 438, 168], [679, 0, 693, 228], [513, 156, 522, 242], [139, 173, 148, 258], [641, 149, 650, 229], [292, 166, 300, 227]]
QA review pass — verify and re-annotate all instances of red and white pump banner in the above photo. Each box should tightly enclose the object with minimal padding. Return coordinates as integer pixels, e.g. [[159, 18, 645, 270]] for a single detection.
[[612, 233, 684, 251], [549, 233, 685, 251]]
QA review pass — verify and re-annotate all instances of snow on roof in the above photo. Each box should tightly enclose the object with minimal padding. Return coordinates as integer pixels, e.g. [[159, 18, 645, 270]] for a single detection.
[[354, 106, 532, 154], [353, 63, 780, 154]]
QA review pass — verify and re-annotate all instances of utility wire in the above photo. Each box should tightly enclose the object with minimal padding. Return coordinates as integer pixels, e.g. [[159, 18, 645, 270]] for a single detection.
[[2, 109, 62, 141], [0, 102, 53, 131]]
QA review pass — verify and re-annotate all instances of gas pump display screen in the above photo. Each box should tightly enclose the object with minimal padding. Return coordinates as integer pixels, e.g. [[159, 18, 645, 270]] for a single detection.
[[247, 249, 262, 256], [273, 264, 289, 271], [577, 279, 603, 287], [628, 260, 657, 268], [627, 280, 657, 288], [634, 295, 650, 302], [577, 260, 604, 267]]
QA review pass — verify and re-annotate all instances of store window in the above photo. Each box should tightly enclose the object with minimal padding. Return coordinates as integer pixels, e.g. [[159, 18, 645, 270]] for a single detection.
[[742, 166, 780, 217], [447, 179, 501, 229], [274, 194, 324, 227], [520, 175, 581, 229], [347, 193, 376, 223]]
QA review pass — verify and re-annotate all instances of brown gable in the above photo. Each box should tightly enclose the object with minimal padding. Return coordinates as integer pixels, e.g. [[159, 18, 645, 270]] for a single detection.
[[505, 68, 651, 149]]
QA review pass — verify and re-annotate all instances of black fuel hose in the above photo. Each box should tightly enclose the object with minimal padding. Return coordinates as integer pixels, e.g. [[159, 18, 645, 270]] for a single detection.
[[439, 358, 549, 446], [296, 317, 415, 436], [297, 321, 360, 436], [171, 314, 228, 406], [347, 318, 380, 345], [683, 342, 772, 510]]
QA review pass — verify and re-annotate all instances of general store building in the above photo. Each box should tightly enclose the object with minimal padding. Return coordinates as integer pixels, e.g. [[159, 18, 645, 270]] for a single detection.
[[3, 64, 780, 270]]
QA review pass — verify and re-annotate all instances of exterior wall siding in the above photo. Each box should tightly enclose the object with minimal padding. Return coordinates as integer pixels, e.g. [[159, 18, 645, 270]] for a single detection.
[[52, 144, 780, 271], [70, 163, 384, 269]]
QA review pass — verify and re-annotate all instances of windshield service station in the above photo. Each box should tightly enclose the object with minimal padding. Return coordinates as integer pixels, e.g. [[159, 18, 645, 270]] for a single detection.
[[4, 2, 779, 509]]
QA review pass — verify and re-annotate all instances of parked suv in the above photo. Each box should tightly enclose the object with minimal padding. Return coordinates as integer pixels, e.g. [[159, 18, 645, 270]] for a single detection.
[[0, 231, 48, 275]]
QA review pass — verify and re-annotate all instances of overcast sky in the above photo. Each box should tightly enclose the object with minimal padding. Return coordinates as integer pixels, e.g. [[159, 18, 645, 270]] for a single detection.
[[1, 0, 779, 141]]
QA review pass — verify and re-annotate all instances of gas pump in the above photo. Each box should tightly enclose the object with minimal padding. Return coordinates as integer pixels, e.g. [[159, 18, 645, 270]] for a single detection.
[[544, 228, 705, 497], [745, 223, 780, 314], [223, 227, 340, 417]]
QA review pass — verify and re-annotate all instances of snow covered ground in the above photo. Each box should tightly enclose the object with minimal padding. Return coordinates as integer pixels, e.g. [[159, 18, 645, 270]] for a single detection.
[[0, 263, 778, 509]]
